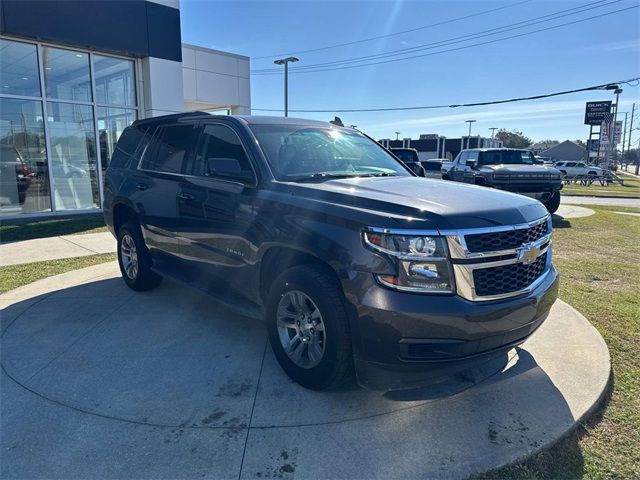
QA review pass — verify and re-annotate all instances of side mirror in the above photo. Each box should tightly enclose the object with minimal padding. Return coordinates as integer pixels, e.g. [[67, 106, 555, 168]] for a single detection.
[[466, 158, 477, 168], [206, 157, 254, 183]]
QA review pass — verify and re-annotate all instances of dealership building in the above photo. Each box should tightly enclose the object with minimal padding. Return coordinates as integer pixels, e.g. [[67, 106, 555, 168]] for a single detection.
[[0, 0, 250, 219], [379, 135, 503, 160]]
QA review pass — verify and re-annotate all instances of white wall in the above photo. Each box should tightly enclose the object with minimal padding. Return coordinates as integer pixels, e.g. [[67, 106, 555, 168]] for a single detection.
[[181, 44, 251, 115], [140, 57, 185, 117]]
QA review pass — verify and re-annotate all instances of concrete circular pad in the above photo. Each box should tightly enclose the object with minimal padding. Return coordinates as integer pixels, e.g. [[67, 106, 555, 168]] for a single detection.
[[1, 262, 610, 479], [555, 204, 595, 219]]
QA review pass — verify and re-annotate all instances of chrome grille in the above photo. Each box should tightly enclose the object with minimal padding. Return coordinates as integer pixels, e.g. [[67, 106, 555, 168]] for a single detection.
[[464, 220, 548, 253], [472, 252, 548, 297]]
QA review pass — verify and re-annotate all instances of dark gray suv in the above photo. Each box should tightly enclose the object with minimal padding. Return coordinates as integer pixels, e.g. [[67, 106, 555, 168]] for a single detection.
[[103, 113, 559, 391]]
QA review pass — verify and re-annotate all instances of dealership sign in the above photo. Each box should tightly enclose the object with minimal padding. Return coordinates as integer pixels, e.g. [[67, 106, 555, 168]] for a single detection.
[[584, 101, 612, 125]]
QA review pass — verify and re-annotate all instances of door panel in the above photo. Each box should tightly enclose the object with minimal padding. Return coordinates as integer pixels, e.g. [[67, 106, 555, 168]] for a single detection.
[[136, 123, 198, 263], [178, 122, 260, 299]]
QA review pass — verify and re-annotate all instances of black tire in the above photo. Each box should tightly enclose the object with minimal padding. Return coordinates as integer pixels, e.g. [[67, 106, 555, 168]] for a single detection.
[[117, 221, 162, 291], [266, 264, 354, 390], [543, 191, 561, 214]]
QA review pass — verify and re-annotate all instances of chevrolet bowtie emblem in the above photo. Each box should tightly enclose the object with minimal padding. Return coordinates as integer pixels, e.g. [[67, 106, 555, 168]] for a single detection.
[[518, 243, 541, 265]]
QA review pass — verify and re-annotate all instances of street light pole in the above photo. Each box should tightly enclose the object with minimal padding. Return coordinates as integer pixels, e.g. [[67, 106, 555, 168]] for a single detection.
[[489, 127, 498, 139], [395, 131, 400, 141], [273, 56, 299, 117], [465, 120, 476, 149]]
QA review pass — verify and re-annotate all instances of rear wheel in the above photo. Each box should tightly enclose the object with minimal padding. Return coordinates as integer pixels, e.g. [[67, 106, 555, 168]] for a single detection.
[[117, 221, 162, 291], [266, 264, 353, 390], [543, 191, 561, 214]]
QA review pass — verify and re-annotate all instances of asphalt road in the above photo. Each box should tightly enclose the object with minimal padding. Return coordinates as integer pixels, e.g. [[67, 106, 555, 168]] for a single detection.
[[562, 195, 640, 208]]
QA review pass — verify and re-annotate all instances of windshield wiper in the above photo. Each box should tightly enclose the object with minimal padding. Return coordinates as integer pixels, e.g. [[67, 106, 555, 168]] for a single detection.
[[286, 172, 397, 182]]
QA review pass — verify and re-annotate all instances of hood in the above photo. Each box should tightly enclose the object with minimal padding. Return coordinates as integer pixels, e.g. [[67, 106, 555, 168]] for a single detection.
[[481, 164, 561, 175], [285, 177, 548, 230]]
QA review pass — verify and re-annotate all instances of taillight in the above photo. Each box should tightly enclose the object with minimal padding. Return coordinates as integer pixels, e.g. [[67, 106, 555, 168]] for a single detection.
[[21, 161, 30, 177]]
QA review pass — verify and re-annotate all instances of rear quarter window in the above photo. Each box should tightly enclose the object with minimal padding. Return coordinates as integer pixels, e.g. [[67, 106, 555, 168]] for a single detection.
[[109, 125, 150, 169]]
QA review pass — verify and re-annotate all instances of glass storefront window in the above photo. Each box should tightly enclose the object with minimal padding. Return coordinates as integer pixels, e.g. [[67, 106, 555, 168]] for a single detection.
[[46, 102, 99, 210], [1, 37, 138, 216], [97, 107, 136, 170], [43, 47, 92, 102], [93, 55, 136, 107], [0, 98, 51, 215], [0, 39, 41, 97]]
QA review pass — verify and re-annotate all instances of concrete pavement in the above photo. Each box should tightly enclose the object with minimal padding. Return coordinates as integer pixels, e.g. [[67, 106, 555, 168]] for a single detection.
[[562, 195, 640, 207], [1, 262, 611, 479], [0, 232, 116, 266]]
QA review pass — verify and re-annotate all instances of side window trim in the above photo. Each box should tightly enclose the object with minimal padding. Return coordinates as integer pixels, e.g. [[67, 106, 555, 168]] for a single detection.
[[137, 122, 198, 176], [192, 121, 258, 186]]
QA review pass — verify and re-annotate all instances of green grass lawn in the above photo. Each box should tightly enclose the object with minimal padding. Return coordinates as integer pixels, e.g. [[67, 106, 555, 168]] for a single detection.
[[484, 205, 640, 478], [0, 213, 107, 243], [562, 172, 640, 198], [0, 254, 116, 294]]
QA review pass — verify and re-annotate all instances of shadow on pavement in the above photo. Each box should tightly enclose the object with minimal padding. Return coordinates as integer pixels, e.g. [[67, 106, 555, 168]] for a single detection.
[[0, 274, 589, 479]]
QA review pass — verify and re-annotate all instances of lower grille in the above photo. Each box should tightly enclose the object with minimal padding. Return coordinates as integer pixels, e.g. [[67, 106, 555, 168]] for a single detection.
[[473, 252, 548, 297]]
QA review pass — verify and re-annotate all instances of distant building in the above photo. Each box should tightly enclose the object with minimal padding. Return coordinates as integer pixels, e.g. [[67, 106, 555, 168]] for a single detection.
[[528, 141, 560, 155], [379, 135, 502, 160], [539, 141, 587, 162]]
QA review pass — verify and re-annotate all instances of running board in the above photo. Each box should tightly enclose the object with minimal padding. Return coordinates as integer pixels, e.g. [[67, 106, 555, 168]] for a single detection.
[[151, 262, 264, 321]]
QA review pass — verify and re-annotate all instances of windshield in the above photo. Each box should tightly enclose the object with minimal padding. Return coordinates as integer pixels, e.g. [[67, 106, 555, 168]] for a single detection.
[[479, 150, 537, 166], [250, 125, 411, 181]]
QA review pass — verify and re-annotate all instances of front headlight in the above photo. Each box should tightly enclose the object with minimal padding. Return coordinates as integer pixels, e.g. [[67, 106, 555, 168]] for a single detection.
[[363, 230, 454, 293]]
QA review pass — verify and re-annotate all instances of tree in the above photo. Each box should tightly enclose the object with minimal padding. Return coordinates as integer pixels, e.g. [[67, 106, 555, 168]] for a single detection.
[[574, 139, 586, 147], [537, 139, 560, 146], [495, 129, 533, 149]]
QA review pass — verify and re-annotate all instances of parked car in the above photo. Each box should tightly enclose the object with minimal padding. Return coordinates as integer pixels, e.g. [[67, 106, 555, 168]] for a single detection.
[[103, 113, 559, 391], [0, 144, 32, 206], [446, 148, 563, 213], [441, 160, 454, 179], [420, 159, 446, 179], [389, 148, 426, 177], [554, 161, 603, 179]]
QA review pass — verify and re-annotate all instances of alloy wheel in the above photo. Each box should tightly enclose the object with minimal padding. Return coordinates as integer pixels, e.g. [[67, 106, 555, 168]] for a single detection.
[[120, 233, 139, 280], [276, 290, 326, 369]]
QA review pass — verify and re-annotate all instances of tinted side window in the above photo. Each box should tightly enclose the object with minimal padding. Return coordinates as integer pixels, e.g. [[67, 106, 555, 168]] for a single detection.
[[141, 124, 196, 174], [193, 124, 253, 181], [566, 162, 576, 167], [110, 125, 147, 169], [467, 151, 479, 163], [458, 151, 469, 165]]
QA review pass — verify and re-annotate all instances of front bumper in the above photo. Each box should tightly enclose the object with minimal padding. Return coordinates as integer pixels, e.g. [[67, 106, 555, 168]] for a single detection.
[[343, 265, 559, 390]]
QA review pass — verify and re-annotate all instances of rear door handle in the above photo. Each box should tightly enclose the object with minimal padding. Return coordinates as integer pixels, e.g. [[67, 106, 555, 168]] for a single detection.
[[177, 192, 194, 201], [136, 183, 148, 191]]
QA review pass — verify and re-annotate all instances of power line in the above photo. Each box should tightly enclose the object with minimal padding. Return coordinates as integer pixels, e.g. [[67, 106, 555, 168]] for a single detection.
[[253, 0, 615, 73], [253, 4, 637, 75], [251, 0, 533, 61], [250, 77, 640, 113]]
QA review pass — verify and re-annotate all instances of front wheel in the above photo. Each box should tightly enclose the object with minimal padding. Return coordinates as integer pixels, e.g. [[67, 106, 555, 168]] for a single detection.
[[544, 191, 561, 214], [266, 264, 354, 390], [117, 221, 162, 291]]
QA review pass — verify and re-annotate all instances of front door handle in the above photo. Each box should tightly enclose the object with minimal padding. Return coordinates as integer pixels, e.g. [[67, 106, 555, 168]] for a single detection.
[[177, 192, 194, 201], [136, 183, 148, 191]]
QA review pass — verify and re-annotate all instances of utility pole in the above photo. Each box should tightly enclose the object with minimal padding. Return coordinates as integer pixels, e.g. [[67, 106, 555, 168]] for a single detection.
[[621, 112, 628, 163], [395, 131, 400, 141], [628, 103, 637, 174], [489, 127, 498, 139], [273, 56, 299, 117], [465, 120, 476, 149]]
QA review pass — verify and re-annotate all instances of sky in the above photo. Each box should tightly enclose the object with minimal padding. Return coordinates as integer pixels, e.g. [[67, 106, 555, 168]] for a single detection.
[[180, 0, 640, 143]]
